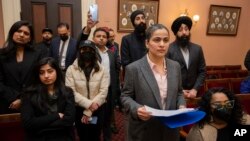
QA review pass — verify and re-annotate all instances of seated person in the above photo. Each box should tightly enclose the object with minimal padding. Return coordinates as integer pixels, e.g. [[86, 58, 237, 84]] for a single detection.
[[240, 76, 250, 94], [186, 87, 250, 141], [240, 67, 250, 93], [21, 57, 75, 141]]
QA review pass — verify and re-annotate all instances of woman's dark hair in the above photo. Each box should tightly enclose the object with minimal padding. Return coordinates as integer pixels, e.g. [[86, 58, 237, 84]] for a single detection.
[[145, 24, 169, 40], [23, 57, 72, 112], [198, 87, 244, 128], [0, 20, 35, 58], [33, 57, 64, 87]]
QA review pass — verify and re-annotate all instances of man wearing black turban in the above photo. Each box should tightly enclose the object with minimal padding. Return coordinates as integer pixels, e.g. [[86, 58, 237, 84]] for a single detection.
[[120, 9, 147, 141], [121, 10, 147, 68], [167, 16, 206, 98]]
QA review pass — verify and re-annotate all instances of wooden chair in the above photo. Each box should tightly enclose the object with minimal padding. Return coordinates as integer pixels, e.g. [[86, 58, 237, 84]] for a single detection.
[[237, 70, 249, 78], [180, 97, 201, 139], [0, 113, 25, 141], [206, 71, 221, 79], [212, 65, 227, 71], [220, 70, 238, 78], [205, 78, 231, 91], [230, 78, 244, 94], [225, 65, 242, 70], [197, 85, 205, 97], [235, 94, 250, 114], [206, 66, 214, 71]]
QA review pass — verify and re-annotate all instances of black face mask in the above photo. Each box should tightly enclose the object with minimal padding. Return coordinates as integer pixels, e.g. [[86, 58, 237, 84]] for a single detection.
[[176, 34, 190, 47], [213, 107, 232, 122], [134, 22, 147, 36], [60, 35, 69, 41], [80, 52, 96, 62]]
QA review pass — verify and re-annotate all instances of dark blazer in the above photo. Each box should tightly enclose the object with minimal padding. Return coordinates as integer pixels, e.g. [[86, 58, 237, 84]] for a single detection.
[[121, 55, 185, 141], [0, 48, 45, 114], [21, 88, 75, 141], [121, 32, 146, 67], [106, 50, 120, 105], [35, 41, 51, 57], [166, 41, 206, 90], [50, 36, 77, 70]]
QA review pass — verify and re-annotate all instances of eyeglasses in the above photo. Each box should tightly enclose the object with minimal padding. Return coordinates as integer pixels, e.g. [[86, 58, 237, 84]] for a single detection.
[[210, 100, 235, 109]]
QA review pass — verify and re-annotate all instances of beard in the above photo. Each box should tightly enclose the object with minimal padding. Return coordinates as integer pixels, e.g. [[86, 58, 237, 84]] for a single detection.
[[43, 38, 52, 45], [176, 34, 191, 48], [43, 37, 52, 42], [134, 22, 147, 38]]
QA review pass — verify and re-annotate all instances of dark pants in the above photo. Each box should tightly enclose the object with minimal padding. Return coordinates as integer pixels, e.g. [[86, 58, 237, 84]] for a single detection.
[[75, 106, 104, 141], [102, 87, 114, 141], [61, 69, 66, 81]]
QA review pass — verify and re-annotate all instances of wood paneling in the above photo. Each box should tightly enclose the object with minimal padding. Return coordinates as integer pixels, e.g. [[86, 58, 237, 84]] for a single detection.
[[21, 0, 82, 42], [0, 0, 5, 45], [58, 4, 73, 35], [32, 3, 46, 42]]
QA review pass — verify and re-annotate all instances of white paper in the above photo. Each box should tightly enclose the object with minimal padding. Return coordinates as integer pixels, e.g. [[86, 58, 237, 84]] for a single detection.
[[89, 4, 98, 22], [145, 105, 196, 117]]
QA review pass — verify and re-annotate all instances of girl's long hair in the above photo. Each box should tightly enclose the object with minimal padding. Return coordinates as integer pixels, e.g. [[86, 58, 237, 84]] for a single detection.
[[22, 57, 72, 112]]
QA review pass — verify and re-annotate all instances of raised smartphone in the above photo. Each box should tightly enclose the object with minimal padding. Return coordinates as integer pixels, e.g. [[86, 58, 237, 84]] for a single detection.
[[89, 4, 98, 22]]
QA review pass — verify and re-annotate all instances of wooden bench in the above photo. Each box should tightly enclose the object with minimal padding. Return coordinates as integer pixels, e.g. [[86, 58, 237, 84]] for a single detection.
[[206, 65, 242, 71], [206, 70, 248, 80], [0, 113, 25, 141]]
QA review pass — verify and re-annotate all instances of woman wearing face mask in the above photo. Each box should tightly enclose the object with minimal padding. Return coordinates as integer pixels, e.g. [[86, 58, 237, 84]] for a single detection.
[[187, 87, 250, 141], [21, 57, 75, 141], [65, 40, 109, 141]]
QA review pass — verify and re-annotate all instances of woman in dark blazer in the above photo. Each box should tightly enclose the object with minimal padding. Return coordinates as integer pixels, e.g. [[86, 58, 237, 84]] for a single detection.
[[121, 24, 186, 141], [0, 21, 46, 114], [21, 57, 75, 141]]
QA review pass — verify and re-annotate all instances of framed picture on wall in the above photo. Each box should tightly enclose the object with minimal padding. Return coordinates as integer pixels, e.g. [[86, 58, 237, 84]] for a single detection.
[[117, 0, 159, 32], [207, 5, 241, 36]]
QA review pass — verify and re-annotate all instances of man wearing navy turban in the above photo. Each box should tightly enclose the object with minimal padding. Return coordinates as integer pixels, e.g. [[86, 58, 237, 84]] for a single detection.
[[167, 16, 206, 98]]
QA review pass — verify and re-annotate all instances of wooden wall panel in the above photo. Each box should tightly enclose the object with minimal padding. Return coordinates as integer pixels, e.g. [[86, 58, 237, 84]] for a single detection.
[[0, 0, 5, 45], [32, 3, 46, 42], [58, 5, 73, 36]]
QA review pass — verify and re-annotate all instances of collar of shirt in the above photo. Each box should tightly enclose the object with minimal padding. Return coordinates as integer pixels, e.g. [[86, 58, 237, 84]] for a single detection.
[[147, 54, 167, 74], [97, 46, 109, 54]]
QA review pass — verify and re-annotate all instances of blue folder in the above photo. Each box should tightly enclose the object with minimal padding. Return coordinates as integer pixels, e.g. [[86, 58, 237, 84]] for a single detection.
[[157, 110, 206, 128]]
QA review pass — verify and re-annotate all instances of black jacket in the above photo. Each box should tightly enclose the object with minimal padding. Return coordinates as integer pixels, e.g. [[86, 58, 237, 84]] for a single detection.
[[166, 41, 206, 90], [121, 32, 146, 67], [0, 48, 45, 114], [21, 88, 75, 141]]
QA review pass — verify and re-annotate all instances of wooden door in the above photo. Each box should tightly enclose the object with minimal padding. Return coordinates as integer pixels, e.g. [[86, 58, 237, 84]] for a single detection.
[[21, 0, 82, 42]]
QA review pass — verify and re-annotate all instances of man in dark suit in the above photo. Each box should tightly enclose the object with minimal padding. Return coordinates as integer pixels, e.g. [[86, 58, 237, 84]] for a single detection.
[[50, 23, 77, 73], [92, 27, 120, 141], [121, 10, 147, 68], [166, 16, 206, 98]]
